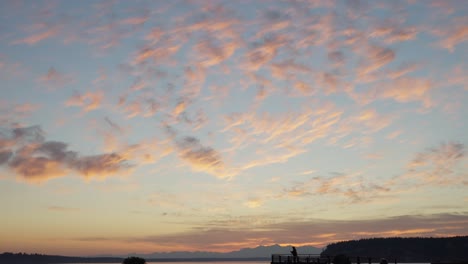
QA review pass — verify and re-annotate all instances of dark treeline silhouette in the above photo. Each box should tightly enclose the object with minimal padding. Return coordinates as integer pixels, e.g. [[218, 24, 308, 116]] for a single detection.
[[123, 256, 146, 264], [0, 252, 123, 264], [321, 236, 468, 263]]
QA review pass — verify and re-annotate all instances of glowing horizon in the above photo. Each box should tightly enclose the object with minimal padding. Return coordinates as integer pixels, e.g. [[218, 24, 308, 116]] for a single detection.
[[0, 0, 467, 256]]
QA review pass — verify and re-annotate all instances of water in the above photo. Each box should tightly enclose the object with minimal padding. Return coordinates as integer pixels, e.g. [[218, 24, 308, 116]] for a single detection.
[[66, 262, 266, 264], [67, 260, 430, 264]]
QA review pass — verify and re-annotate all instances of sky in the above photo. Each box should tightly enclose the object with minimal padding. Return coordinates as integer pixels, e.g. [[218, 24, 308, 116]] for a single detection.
[[0, 0, 467, 257]]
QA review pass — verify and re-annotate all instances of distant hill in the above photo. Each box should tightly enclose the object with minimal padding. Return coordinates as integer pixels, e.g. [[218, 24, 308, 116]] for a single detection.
[[135, 244, 322, 259], [321, 236, 468, 263]]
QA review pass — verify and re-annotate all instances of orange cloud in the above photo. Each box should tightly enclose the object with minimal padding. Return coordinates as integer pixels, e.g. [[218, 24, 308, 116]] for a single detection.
[[9, 155, 67, 183], [0, 125, 130, 183], [363, 77, 433, 107], [176, 136, 230, 178], [354, 108, 394, 133], [119, 96, 159, 118], [132, 35, 181, 65], [244, 197, 264, 208]]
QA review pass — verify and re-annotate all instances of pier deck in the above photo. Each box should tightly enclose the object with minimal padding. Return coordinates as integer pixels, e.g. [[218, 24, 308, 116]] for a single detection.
[[271, 254, 396, 264], [271, 254, 328, 264]]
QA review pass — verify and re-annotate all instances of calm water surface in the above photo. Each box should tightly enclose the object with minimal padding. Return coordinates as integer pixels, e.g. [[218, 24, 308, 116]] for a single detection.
[[65, 260, 430, 264]]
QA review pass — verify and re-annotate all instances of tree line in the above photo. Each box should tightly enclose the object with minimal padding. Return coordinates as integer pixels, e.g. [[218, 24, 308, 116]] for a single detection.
[[321, 236, 468, 263]]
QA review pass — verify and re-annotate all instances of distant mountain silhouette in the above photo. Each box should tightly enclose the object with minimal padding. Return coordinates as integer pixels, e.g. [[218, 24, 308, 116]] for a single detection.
[[133, 244, 322, 259]]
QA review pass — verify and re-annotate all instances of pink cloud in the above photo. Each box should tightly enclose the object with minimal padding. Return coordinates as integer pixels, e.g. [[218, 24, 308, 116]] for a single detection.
[[65, 91, 104, 112], [245, 36, 287, 71], [12, 26, 60, 45], [357, 45, 395, 77], [120, 15, 149, 26], [195, 40, 237, 67], [441, 25, 468, 52], [369, 24, 418, 44], [38, 67, 73, 90]]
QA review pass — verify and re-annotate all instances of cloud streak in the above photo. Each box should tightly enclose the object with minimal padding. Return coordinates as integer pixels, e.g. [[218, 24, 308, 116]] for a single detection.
[[76, 213, 468, 251], [175, 136, 231, 178]]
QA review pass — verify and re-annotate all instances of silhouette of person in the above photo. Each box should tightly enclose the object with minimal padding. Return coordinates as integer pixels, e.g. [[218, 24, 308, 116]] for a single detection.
[[290, 246, 298, 263]]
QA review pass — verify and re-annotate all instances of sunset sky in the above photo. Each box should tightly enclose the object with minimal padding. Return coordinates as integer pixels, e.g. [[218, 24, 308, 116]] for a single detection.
[[1, 0, 467, 257]]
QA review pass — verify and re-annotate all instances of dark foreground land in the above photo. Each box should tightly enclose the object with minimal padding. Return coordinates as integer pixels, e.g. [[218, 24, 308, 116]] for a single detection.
[[0, 253, 122, 264], [321, 236, 468, 263]]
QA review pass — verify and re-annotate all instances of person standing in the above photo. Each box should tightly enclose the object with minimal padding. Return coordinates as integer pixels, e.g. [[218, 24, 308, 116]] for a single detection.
[[291, 246, 298, 263]]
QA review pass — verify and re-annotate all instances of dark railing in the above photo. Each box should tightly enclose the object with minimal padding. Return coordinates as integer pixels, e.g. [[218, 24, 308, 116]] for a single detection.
[[271, 254, 328, 264], [271, 254, 397, 264]]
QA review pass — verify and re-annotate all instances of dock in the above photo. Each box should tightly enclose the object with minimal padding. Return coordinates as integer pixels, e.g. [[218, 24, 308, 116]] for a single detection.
[[271, 254, 396, 264], [271, 254, 328, 264]]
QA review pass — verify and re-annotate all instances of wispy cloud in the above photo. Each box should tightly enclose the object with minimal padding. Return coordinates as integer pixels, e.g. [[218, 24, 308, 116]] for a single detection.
[[65, 91, 104, 112], [38, 67, 73, 90], [432, 17, 468, 52], [12, 25, 60, 45], [282, 171, 391, 204], [405, 142, 466, 186], [175, 136, 230, 178], [357, 45, 395, 77]]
